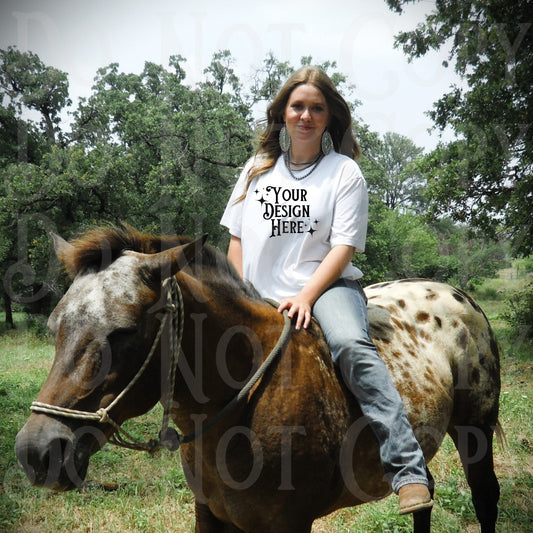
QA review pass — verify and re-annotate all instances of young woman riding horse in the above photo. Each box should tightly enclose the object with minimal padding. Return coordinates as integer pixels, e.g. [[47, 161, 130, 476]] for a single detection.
[[221, 66, 432, 515]]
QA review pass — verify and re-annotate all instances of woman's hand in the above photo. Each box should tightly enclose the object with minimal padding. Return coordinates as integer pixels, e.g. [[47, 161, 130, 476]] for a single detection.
[[278, 294, 313, 330], [276, 245, 356, 330]]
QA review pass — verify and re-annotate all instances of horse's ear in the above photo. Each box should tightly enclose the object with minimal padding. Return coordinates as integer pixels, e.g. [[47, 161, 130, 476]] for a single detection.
[[51, 233, 73, 257], [51, 233, 76, 275], [147, 234, 208, 280]]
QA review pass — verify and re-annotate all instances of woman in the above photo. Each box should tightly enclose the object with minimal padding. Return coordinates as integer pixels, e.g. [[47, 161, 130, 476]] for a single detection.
[[220, 66, 433, 515]]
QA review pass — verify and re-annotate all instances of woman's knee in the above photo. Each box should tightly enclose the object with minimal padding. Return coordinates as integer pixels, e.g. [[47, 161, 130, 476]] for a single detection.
[[328, 333, 379, 367]]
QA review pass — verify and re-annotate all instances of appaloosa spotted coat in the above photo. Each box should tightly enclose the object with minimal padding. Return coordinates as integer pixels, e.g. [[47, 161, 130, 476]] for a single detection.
[[15, 228, 502, 533], [365, 279, 501, 529]]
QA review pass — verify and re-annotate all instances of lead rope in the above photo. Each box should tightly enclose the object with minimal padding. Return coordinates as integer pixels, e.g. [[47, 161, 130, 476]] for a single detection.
[[155, 276, 184, 451], [179, 301, 291, 445], [108, 276, 184, 452]]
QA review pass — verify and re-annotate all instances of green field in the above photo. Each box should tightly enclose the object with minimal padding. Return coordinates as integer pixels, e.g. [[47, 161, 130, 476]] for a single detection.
[[1, 274, 532, 532]]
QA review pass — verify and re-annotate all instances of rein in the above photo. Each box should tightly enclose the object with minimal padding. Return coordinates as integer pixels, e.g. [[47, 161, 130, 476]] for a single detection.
[[30, 277, 291, 454]]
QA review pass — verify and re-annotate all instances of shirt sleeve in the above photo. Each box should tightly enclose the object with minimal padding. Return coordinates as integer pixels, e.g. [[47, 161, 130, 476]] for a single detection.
[[330, 161, 368, 253], [220, 159, 255, 238]]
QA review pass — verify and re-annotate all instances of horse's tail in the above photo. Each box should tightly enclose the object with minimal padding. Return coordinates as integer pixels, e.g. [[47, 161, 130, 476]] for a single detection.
[[494, 419, 508, 452]]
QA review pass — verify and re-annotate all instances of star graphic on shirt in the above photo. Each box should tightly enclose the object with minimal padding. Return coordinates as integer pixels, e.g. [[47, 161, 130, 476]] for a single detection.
[[307, 219, 319, 236], [257, 195, 266, 206]]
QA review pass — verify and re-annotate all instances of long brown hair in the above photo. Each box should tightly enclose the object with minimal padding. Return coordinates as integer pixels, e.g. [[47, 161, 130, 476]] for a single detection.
[[236, 66, 361, 202]]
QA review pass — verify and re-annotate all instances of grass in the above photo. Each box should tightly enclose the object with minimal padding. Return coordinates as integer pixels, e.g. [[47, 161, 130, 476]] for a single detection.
[[1, 270, 532, 532]]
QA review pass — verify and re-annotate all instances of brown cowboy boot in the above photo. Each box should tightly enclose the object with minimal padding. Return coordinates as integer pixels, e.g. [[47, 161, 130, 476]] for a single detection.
[[398, 483, 434, 515]]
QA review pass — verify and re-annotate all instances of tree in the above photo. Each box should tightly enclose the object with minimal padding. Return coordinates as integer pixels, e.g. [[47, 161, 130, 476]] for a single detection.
[[3, 47, 508, 325], [430, 219, 508, 289], [358, 206, 441, 284], [1, 50, 255, 325], [71, 52, 253, 242], [0, 47, 73, 326], [201, 50, 241, 97], [0, 47, 71, 146], [383, 209, 441, 280], [386, 0, 533, 255], [248, 53, 360, 112], [365, 132, 425, 212], [249, 52, 293, 105], [503, 281, 533, 340]]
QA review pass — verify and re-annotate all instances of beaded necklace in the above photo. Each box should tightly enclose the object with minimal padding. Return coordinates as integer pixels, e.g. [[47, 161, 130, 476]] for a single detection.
[[283, 150, 324, 180]]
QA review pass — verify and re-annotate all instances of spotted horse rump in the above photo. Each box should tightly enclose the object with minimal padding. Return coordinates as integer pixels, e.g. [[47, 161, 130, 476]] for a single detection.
[[367, 279, 500, 428], [365, 279, 501, 529]]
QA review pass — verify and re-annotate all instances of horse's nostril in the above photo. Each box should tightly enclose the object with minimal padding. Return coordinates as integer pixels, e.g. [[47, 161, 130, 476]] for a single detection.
[[42, 437, 69, 484], [17, 437, 66, 486], [16, 443, 39, 485], [15, 434, 80, 490]]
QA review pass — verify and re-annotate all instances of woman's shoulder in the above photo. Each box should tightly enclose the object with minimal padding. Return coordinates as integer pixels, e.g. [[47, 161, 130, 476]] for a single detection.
[[241, 152, 278, 175], [242, 153, 262, 171], [326, 151, 364, 177]]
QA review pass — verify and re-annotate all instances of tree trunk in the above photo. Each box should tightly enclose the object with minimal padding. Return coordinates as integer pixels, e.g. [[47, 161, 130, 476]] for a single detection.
[[3, 291, 15, 329]]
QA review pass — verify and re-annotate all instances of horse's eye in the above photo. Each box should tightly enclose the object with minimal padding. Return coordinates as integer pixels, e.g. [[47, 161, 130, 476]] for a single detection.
[[108, 327, 138, 341]]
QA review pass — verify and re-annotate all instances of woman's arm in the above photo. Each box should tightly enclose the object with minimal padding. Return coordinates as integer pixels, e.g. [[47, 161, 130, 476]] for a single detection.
[[227, 235, 243, 278], [278, 244, 355, 330]]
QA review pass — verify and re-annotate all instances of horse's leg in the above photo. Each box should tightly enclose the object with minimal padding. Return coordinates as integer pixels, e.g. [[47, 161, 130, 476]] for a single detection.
[[412, 467, 435, 533], [194, 501, 246, 533], [194, 500, 313, 533], [447, 425, 499, 533], [266, 518, 313, 533]]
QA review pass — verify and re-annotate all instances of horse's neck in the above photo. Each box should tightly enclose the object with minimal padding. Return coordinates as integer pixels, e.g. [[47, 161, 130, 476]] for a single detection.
[[172, 279, 283, 431]]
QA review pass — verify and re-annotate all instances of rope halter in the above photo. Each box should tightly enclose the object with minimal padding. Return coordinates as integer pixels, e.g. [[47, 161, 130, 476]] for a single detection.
[[31, 276, 184, 454]]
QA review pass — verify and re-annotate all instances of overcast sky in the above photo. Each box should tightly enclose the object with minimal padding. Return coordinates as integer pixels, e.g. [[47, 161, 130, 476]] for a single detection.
[[0, 0, 458, 151]]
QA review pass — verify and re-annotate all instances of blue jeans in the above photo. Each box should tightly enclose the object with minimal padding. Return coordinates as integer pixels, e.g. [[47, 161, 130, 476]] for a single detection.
[[312, 278, 428, 493]]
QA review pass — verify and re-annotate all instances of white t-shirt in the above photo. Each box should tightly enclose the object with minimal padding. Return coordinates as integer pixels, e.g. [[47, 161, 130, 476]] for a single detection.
[[220, 151, 368, 301]]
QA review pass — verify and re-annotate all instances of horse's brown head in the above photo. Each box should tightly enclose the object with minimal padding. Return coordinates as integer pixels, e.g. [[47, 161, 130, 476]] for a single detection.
[[15, 227, 205, 490]]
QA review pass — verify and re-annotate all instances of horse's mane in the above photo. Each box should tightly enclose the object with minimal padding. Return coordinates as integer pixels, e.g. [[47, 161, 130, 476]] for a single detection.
[[60, 224, 260, 300]]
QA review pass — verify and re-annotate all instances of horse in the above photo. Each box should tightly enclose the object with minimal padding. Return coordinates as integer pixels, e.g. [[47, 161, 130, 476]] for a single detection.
[[15, 225, 502, 533]]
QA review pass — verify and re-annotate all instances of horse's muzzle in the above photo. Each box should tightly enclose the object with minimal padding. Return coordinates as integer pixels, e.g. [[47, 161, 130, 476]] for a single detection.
[[15, 414, 103, 491]]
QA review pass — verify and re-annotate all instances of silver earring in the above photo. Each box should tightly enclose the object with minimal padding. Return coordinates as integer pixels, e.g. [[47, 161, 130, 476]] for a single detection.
[[279, 125, 291, 153], [321, 130, 333, 155]]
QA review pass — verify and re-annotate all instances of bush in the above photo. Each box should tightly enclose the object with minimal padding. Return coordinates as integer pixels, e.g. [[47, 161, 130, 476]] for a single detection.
[[517, 256, 533, 272], [22, 313, 51, 340], [503, 282, 533, 340], [476, 285, 499, 300], [466, 276, 484, 292]]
